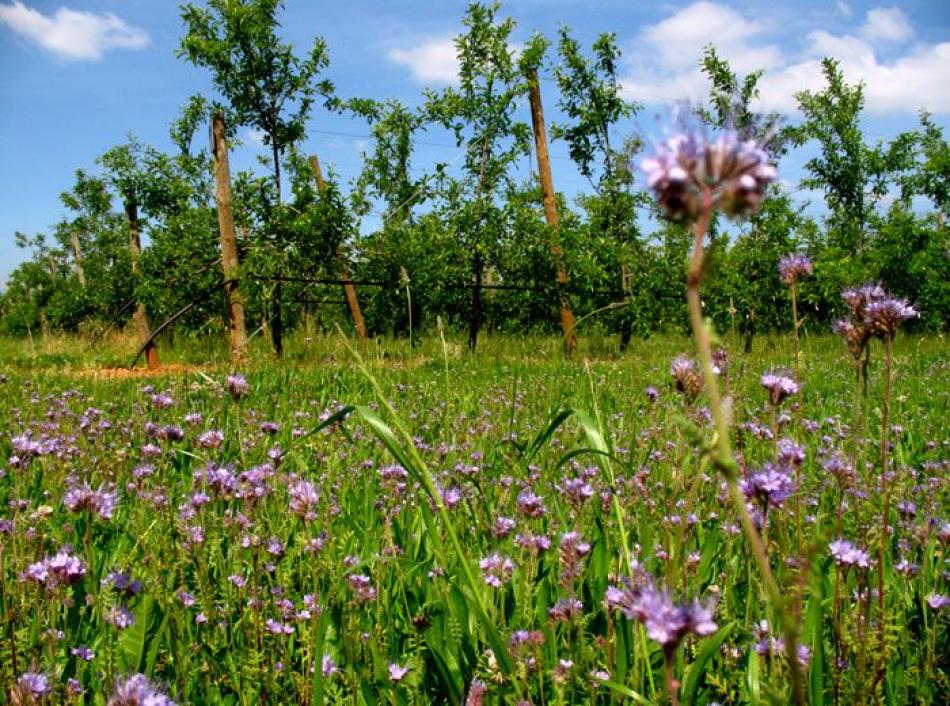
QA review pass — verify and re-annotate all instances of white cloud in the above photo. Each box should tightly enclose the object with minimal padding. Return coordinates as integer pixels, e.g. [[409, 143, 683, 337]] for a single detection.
[[387, 36, 459, 85], [638, 1, 782, 74], [240, 127, 266, 148], [0, 1, 148, 61], [835, 2, 853, 18], [618, 1, 949, 115], [860, 7, 913, 44]]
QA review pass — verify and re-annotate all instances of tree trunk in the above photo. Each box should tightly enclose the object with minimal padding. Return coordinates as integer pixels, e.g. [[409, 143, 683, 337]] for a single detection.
[[270, 140, 283, 357], [125, 200, 159, 369], [468, 251, 483, 351], [272, 280, 283, 357], [70, 231, 86, 287], [528, 70, 577, 355], [212, 112, 248, 361], [308, 154, 368, 339]]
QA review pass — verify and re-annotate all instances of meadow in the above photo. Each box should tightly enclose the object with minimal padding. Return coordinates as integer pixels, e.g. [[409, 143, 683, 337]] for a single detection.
[[0, 328, 946, 704]]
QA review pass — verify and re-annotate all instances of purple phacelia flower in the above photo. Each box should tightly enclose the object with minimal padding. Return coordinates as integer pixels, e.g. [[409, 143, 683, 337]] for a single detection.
[[829, 539, 871, 569], [863, 298, 917, 339], [515, 489, 546, 518], [641, 130, 777, 222], [479, 553, 514, 588], [742, 464, 795, 509], [107, 605, 135, 630], [71, 645, 95, 661], [226, 374, 249, 399], [288, 480, 320, 520], [388, 663, 410, 683], [778, 253, 813, 285], [926, 594, 949, 611], [760, 371, 798, 406], [107, 673, 176, 706], [607, 577, 717, 655], [63, 482, 118, 520], [12, 671, 51, 701]]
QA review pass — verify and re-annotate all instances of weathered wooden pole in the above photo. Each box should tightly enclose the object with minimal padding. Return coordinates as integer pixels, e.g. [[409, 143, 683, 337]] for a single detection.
[[308, 154, 368, 339], [69, 231, 86, 287], [527, 69, 577, 355], [125, 199, 159, 369], [212, 112, 249, 360]]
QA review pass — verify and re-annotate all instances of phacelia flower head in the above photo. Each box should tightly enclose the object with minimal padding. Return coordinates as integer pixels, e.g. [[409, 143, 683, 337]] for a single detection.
[[107, 673, 176, 706], [742, 464, 795, 509], [778, 253, 813, 285], [760, 371, 798, 407], [607, 578, 717, 655], [479, 553, 515, 588], [11, 671, 52, 703], [63, 482, 118, 520], [828, 539, 871, 570], [842, 283, 885, 319], [641, 127, 777, 222], [226, 374, 249, 400], [863, 297, 917, 339]]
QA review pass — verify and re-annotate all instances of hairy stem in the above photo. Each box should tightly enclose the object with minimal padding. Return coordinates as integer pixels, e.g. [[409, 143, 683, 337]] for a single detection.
[[685, 189, 805, 705]]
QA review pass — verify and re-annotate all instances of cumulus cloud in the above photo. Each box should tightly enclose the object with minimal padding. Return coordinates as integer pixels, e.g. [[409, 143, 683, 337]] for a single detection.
[[0, 1, 148, 61], [860, 7, 912, 44], [387, 36, 460, 85], [618, 2, 949, 115]]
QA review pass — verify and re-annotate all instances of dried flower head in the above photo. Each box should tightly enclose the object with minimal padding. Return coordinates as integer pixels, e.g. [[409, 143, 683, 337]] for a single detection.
[[671, 355, 702, 402]]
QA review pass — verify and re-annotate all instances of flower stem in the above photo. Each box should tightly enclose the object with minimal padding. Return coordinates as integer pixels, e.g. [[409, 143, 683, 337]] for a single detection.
[[877, 335, 893, 684], [685, 190, 805, 705]]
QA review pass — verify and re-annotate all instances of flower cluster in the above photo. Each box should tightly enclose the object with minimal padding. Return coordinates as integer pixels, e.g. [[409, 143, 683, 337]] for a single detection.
[[828, 539, 871, 570], [107, 673, 176, 706], [741, 463, 795, 510], [835, 283, 917, 356], [21, 550, 86, 588], [606, 575, 717, 655], [778, 253, 813, 285], [760, 371, 798, 407], [479, 553, 515, 588], [63, 482, 118, 520], [641, 130, 777, 222]]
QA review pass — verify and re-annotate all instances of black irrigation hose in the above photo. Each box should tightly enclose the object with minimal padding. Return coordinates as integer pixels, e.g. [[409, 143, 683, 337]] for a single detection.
[[128, 277, 237, 370]]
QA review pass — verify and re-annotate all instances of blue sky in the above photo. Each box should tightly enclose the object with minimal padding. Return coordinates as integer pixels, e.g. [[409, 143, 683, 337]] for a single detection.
[[1, 0, 948, 284]]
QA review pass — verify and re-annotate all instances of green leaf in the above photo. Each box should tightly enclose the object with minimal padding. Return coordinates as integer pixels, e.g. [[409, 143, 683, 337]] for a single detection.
[[681, 622, 736, 704], [591, 675, 656, 705], [118, 595, 164, 675]]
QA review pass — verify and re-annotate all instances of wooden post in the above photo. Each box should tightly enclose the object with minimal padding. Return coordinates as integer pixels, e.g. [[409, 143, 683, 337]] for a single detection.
[[308, 155, 368, 339], [125, 199, 159, 369], [527, 70, 577, 354], [212, 112, 249, 360], [70, 230, 86, 287]]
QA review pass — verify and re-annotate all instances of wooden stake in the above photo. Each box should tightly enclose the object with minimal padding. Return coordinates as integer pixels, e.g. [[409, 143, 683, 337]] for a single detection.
[[527, 70, 577, 355], [212, 112, 249, 360], [308, 155, 368, 339], [125, 200, 159, 369], [70, 230, 86, 287]]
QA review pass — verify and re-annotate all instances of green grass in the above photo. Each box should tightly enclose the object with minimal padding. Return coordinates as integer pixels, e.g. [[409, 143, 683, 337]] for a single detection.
[[0, 330, 946, 704]]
